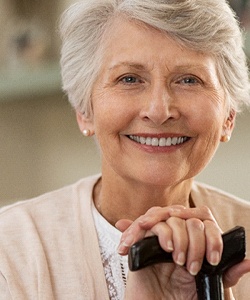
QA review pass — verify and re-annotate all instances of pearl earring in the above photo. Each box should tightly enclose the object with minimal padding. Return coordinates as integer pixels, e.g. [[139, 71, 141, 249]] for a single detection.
[[221, 135, 231, 143], [82, 129, 91, 137]]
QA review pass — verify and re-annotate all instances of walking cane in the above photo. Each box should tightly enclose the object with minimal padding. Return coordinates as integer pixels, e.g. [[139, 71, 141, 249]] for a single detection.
[[128, 226, 245, 300]]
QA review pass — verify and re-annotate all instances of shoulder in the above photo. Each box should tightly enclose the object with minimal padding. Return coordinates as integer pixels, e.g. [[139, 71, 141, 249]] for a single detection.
[[192, 181, 250, 207], [0, 174, 102, 298], [0, 174, 100, 232], [191, 181, 250, 231]]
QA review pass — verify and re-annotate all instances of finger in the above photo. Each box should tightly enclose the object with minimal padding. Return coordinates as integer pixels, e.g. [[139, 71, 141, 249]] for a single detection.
[[185, 218, 206, 276], [115, 219, 133, 232], [223, 259, 250, 288], [169, 206, 223, 268], [138, 205, 186, 230], [117, 206, 185, 255], [166, 217, 188, 266], [117, 217, 147, 255], [169, 206, 217, 223], [149, 222, 174, 252], [204, 220, 223, 266]]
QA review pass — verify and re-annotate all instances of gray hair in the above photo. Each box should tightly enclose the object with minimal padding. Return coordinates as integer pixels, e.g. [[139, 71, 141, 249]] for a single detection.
[[60, 0, 250, 117]]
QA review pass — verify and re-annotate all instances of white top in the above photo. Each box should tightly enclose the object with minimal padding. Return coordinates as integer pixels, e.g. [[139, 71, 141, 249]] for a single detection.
[[92, 201, 128, 300]]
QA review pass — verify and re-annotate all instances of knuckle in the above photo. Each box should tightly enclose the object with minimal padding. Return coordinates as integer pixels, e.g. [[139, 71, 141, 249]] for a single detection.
[[200, 205, 212, 217], [146, 206, 161, 215], [204, 219, 221, 232], [151, 222, 166, 235], [204, 226, 223, 248], [166, 216, 184, 227], [187, 218, 205, 231]]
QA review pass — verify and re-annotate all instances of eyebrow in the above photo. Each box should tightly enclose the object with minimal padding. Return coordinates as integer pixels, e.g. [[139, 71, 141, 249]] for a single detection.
[[108, 62, 148, 72], [108, 61, 214, 76], [173, 64, 212, 73]]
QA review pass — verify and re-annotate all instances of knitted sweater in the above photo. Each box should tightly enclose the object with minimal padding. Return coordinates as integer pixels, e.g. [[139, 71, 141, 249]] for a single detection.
[[0, 174, 249, 299]]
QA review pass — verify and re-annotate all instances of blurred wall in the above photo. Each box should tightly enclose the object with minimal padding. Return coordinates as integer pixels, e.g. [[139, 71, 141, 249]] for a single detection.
[[0, 94, 101, 207]]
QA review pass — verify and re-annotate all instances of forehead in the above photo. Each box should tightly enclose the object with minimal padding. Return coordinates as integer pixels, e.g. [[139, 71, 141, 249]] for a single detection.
[[100, 17, 216, 73]]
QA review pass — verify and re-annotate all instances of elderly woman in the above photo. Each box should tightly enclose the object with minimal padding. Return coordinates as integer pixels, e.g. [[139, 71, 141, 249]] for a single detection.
[[0, 0, 250, 299]]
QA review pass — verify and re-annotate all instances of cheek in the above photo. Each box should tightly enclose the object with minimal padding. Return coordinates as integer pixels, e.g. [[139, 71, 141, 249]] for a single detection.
[[189, 112, 223, 166], [184, 94, 226, 132], [92, 92, 137, 132]]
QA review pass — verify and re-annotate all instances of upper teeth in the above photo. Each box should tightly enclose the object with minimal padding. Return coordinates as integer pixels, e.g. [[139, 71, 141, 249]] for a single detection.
[[129, 135, 188, 146]]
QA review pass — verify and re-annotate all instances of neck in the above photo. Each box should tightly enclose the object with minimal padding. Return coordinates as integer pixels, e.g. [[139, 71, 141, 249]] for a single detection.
[[93, 172, 193, 226]]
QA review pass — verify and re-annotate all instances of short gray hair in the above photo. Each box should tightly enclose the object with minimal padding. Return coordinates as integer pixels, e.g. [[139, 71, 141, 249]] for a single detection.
[[60, 0, 250, 117]]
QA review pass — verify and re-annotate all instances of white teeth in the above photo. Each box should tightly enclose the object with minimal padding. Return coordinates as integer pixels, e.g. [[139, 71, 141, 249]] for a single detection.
[[146, 137, 151, 145], [171, 137, 178, 145], [140, 137, 146, 144], [166, 137, 172, 146], [159, 138, 166, 147], [152, 138, 159, 146], [129, 135, 188, 146]]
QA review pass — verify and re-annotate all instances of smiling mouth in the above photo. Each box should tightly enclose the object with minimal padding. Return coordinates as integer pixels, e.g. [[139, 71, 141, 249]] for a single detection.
[[128, 135, 190, 147]]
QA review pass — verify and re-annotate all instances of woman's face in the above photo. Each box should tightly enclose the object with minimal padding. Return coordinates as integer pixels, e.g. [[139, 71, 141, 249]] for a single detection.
[[79, 19, 233, 187]]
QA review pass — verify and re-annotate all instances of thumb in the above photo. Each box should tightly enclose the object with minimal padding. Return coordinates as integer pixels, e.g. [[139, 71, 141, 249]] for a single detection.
[[224, 259, 250, 288]]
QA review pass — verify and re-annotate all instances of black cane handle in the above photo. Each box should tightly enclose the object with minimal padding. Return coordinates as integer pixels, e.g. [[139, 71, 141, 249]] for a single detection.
[[128, 226, 245, 300]]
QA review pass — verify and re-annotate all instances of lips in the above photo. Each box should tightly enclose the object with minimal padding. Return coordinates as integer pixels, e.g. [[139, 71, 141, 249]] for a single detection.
[[128, 135, 190, 147]]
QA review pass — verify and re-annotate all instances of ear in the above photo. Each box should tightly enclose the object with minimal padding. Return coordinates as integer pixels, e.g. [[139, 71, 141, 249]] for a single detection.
[[76, 111, 95, 136], [220, 110, 236, 141], [225, 109, 236, 132]]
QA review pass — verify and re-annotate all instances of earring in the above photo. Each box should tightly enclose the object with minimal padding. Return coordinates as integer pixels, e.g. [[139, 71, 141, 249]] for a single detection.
[[221, 134, 231, 143], [82, 129, 91, 137]]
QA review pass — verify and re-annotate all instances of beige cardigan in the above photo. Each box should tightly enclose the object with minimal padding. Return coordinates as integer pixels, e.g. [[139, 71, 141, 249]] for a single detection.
[[0, 174, 249, 299]]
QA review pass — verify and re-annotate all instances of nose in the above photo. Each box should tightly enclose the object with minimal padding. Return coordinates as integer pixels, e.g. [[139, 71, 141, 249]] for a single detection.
[[139, 82, 180, 126]]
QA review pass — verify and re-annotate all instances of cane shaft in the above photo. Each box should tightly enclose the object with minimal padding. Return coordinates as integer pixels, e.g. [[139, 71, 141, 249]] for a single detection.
[[195, 273, 224, 300]]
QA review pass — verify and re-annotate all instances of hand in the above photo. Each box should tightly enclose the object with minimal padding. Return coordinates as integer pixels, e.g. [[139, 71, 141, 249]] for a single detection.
[[116, 206, 223, 274], [223, 259, 250, 288], [124, 261, 197, 300], [115, 206, 246, 299]]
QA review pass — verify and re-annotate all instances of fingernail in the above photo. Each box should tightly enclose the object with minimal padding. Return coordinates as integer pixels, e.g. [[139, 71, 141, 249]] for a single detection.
[[189, 261, 200, 276], [117, 235, 134, 254], [209, 251, 220, 266], [176, 252, 186, 266], [122, 235, 134, 246], [167, 240, 174, 252], [117, 244, 127, 254]]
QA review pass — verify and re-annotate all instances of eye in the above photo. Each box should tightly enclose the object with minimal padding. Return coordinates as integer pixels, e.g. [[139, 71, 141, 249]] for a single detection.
[[119, 75, 142, 85], [177, 76, 202, 85]]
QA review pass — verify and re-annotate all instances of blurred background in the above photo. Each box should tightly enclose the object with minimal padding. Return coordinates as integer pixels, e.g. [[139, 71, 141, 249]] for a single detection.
[[0, 0, 250, 207]]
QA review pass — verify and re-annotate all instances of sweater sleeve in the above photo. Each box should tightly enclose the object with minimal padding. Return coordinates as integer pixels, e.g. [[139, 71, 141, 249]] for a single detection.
[[0, 272, 12, 299]]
